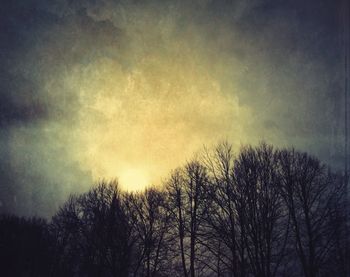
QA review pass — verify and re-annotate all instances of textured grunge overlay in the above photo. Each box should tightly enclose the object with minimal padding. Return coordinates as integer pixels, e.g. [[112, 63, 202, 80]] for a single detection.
[[0, 0, 345, 217]]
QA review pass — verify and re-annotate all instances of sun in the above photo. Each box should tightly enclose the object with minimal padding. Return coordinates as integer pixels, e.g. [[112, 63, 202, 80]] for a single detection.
[[118, 168, 151, 191]]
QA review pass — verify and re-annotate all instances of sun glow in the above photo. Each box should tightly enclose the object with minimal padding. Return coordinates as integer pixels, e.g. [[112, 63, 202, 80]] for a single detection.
[[31, 7, 253, 191], [118, 168, 151, 191], [49, 38, 250, 190]]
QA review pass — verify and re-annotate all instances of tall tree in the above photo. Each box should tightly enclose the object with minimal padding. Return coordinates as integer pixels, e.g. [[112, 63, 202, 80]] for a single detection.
[[201, 142, 245, 277], [126, 187, 172, 277], [277, 149, 344, 277], [233, 144, 290, 277], [166, 161, 209, 277]]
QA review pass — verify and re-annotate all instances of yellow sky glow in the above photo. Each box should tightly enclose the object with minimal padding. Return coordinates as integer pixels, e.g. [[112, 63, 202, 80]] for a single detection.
[[58, 48, 250, 190]]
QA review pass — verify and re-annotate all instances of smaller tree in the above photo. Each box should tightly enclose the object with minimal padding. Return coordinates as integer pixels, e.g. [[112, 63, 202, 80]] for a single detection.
[[50, 181, 137, 277]]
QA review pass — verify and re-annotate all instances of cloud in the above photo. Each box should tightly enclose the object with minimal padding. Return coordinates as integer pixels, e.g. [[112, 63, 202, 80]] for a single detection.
[[0, 0, 345, 217]]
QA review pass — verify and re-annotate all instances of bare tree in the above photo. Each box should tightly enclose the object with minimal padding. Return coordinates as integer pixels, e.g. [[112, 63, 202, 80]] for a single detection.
[[3, 142, 346, 277], [232, 143, 290, 277], [166, 169, 188, 277], [50, 181, 137, 277], [201, 142, 245, 277], [166, 161, 209, 277], [49, 195, 82, 276], [126, 187, 172, 277], [277, 149, 345, 277]]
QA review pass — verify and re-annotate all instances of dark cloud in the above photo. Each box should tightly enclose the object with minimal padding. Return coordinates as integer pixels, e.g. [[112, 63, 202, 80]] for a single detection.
[[0, 71, 48, 126]]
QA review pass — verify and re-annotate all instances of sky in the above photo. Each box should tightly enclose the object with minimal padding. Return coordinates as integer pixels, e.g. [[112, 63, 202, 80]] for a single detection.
[[0, 0, 346, 217]]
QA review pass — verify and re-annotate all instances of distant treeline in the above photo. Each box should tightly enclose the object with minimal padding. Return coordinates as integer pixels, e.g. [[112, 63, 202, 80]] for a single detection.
[[0, 143, 347, 277]]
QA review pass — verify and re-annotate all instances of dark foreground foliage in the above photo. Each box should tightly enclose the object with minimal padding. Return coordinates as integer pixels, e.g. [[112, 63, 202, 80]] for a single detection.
[[0, 143, 347, 277]]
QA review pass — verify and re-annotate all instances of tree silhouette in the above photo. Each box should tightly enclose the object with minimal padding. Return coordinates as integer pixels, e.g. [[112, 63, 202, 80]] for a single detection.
[[0, 142, 346, 277], [50, 181, 136, 277], [277, 149, 345, 277], [202, 143, 290, 277], [166, 161, 210, 277], [125, 187, 172, 277], [201, 142, 246, 277]]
